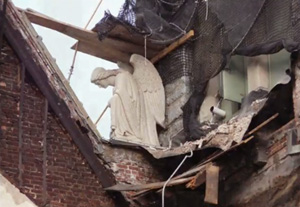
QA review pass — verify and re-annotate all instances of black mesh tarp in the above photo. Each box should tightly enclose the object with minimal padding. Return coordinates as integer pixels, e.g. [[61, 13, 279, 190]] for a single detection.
[[95, 0, 300, 140]]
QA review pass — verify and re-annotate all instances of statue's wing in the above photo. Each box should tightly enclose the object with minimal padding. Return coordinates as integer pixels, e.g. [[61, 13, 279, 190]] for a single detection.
[[130, 54, 165, 127]]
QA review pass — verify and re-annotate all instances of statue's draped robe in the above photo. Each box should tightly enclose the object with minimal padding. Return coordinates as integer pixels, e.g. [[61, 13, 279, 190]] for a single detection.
[[110, 71, 160, 146]]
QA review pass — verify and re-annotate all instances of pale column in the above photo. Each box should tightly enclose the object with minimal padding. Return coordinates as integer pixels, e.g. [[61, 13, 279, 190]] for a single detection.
[[246, 55, 269, 92]]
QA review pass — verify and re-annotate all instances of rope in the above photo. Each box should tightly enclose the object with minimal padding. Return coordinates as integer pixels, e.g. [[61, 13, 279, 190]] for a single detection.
[[67, 0, 104, 82], [162, 149, 193, 207]]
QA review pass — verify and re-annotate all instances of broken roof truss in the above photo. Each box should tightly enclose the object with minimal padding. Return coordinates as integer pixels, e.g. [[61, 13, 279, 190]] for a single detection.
[[19, 8, 194, 64]]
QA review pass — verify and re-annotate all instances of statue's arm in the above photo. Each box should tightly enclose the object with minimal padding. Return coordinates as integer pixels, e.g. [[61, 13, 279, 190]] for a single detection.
[[114, 72, 137, 100]]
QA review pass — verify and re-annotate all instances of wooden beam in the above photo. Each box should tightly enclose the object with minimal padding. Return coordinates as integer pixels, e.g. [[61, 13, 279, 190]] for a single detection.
[[19, 8, 97, 40], [18, 8, 158, 63], [97, 24, 164, 51], [19, 10, 103, 140], [204, 163, 220, 205], [74, 40, 131, 63], [20, 8, 195, 64], [106, 177, 193, 192], [245, 113, 279, 137], [131, 136, 255, 198], [71, 37, 158, 61], [150, 30, 194, 64], [185, 168, 206, 189]]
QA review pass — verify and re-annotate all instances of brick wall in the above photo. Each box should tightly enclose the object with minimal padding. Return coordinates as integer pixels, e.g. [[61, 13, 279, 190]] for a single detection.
[[224, 129, 300, 207], [0, 40, 114, 207], [103, 144, 162, 185]]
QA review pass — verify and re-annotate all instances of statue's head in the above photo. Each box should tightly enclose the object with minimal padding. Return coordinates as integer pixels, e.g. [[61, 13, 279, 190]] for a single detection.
[[91, 67, 119, 88]]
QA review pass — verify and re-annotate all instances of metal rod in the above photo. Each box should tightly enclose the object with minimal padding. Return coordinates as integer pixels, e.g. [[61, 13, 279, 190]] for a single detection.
[[245, 113, 279, 137], [95, 105, 108, 125], [68, 0, 103, 82]]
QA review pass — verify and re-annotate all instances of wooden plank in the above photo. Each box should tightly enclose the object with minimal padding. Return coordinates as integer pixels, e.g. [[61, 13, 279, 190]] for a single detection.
[[150, 30, 194, 64], [19, 11, 102, 139], [186, 168, 206, 189], [19, 8, 97, 40], [71, 37, 158, 63], [72, 37, 158, 58], [106, 177, 193, 192], [19, 8, 159, 63], [20, 7, 196, 64], [245, 113, 279, 137], [173, 136, 254, 181], [132, 136, 254, 198], [106, 24, 164, 51], [75, 40, 131, 63], [204, 163, 220, 205]]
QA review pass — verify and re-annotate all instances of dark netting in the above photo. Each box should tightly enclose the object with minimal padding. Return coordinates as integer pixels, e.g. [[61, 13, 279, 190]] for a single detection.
[[95, 0, 300, 140], [157, 43, 193, 85], [95, 0, 198, 43]]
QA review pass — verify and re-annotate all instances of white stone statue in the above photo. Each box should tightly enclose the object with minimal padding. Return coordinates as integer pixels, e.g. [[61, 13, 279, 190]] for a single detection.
[[91, 54, 165, 147]]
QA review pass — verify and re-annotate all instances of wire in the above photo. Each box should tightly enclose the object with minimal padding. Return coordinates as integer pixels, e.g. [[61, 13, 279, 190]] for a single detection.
[[161, 149, 193, 207], [68, 0, 104, 82], [205, 0, 209, 20]]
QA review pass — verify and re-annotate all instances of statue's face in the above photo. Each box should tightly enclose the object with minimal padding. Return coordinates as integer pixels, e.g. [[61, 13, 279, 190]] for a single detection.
[[97, 79, 109, 88], [97, 76, 115, 88]]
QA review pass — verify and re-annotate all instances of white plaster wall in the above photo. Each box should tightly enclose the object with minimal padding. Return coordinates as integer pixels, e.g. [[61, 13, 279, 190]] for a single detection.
[[0, 174, 37, 207], [246, 55, 269, 92], [199, 75, 220, 122]]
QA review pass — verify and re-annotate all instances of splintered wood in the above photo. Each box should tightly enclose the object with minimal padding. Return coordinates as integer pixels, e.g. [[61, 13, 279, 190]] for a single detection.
[[186, 168, 206, 189], [204, 163, 220, 205]]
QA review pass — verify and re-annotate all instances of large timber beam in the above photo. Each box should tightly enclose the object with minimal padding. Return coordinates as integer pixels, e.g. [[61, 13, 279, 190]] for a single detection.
[[17, 8, 159, 63], [18, 8, 194, 64]]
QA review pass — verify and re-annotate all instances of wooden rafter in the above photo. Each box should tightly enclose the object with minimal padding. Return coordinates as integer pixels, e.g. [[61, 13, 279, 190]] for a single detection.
[[18, 8, 160, 63], [18, 7, 194, 64], [150, 30, 194, 64]]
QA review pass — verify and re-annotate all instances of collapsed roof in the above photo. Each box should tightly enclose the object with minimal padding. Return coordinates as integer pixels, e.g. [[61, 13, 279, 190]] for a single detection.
[[94, 0, 300, 140], [4, 0, 300, 206], [106, 77, 295, 205]]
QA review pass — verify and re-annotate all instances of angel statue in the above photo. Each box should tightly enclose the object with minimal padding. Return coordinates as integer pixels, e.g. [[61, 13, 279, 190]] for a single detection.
[[91, 54, 165, 147]]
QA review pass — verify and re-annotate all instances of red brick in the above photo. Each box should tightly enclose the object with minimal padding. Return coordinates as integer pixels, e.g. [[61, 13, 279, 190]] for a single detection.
[[0, 40, 114, 207]]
